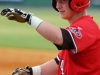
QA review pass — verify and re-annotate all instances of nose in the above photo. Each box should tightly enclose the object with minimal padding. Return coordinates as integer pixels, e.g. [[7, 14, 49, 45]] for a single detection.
[[56, 1, 62, 10]]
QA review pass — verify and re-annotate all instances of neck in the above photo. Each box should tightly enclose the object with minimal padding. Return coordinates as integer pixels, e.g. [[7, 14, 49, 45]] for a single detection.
[[69, 10, 87, 24]]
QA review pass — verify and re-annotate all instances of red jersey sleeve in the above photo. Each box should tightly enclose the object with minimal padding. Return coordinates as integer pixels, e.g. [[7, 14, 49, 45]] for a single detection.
[[66, 16, 99, 53]]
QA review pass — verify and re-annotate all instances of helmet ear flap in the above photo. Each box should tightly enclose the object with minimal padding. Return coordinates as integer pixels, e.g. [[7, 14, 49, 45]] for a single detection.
[[69, 0, 90, 11], [52, 0, 58, 11]]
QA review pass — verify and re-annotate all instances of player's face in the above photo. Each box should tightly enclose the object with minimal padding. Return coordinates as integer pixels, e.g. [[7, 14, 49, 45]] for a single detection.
[[56, 0, 76, 20]]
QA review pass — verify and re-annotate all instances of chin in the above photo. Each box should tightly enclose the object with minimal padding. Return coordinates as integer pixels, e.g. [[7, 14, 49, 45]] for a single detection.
[[60, 14, 70, 20], [61, 16, 68, 20]]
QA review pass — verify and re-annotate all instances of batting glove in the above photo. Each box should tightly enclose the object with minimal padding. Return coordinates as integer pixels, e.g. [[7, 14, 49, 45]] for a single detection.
[[1, 8, 43, 29], [0, 8, 32, 23], [12, 66, 33, 75]]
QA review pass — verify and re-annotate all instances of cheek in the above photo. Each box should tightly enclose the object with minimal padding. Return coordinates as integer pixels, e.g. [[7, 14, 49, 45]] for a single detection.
[[61, 5, 71, 17], [59, 3, 74, 19], [60, 9, 73, 19]]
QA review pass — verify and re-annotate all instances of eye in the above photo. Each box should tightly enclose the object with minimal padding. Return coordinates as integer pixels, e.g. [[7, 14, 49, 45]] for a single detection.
[[61, 0, 67, 3]]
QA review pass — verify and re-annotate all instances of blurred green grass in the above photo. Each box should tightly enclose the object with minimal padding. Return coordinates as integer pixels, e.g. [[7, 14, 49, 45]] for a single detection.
[[0, 7, 100, 50]]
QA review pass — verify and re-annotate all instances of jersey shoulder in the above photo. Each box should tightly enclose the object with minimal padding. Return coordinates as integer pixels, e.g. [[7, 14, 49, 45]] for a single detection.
[[71, 15, 99, 29]]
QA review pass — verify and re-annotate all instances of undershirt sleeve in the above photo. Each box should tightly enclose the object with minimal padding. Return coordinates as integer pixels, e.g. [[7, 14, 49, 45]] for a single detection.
[[54, 28, 75, 50], [54, 57, 59, 65]]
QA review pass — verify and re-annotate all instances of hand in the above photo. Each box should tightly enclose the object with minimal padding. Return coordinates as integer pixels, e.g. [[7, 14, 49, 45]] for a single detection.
[[1, 8, 43, 29], [12, 66, 32, 75], [0, 8, 32, 23]]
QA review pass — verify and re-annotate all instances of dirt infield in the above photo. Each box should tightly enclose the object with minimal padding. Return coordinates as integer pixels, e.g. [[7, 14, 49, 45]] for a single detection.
[[0, 47, 58, 75]]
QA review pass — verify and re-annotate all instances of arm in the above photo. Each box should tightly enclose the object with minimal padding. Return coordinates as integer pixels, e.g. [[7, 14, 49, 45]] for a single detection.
[[36, 21, 63, 46], [1, 8, 74, 50], [0, 8, 63, 46], [11, 59, 58, 75], [40, 59, 58, 75]]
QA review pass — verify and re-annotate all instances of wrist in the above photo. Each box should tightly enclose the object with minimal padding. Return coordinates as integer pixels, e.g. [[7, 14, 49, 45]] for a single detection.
[[32, 66, 41, 75], [27, 14, 43, 30]]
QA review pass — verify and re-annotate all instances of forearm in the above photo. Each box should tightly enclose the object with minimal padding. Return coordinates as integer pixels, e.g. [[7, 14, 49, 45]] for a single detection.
[[36, 21, 63, 46], [32, 59, 58, 75], [40, 59, 58, 75]]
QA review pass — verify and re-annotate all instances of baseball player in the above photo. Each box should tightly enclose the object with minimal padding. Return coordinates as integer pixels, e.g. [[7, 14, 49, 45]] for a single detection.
[[1, 0, 100, 75]]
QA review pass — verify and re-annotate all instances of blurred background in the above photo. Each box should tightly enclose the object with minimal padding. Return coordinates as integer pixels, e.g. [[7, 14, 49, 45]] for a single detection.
[[0, 0, 100, 75], [0, 0, 99, 50]]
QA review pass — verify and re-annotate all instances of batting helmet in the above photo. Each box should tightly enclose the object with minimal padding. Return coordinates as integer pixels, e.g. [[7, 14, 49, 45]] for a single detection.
[[52, 0, 90, 12]]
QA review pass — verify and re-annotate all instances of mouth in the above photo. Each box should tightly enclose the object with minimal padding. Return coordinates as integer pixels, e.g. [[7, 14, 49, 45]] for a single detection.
[[59, 11, 65, 14], [58, 10, 65, 12]]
